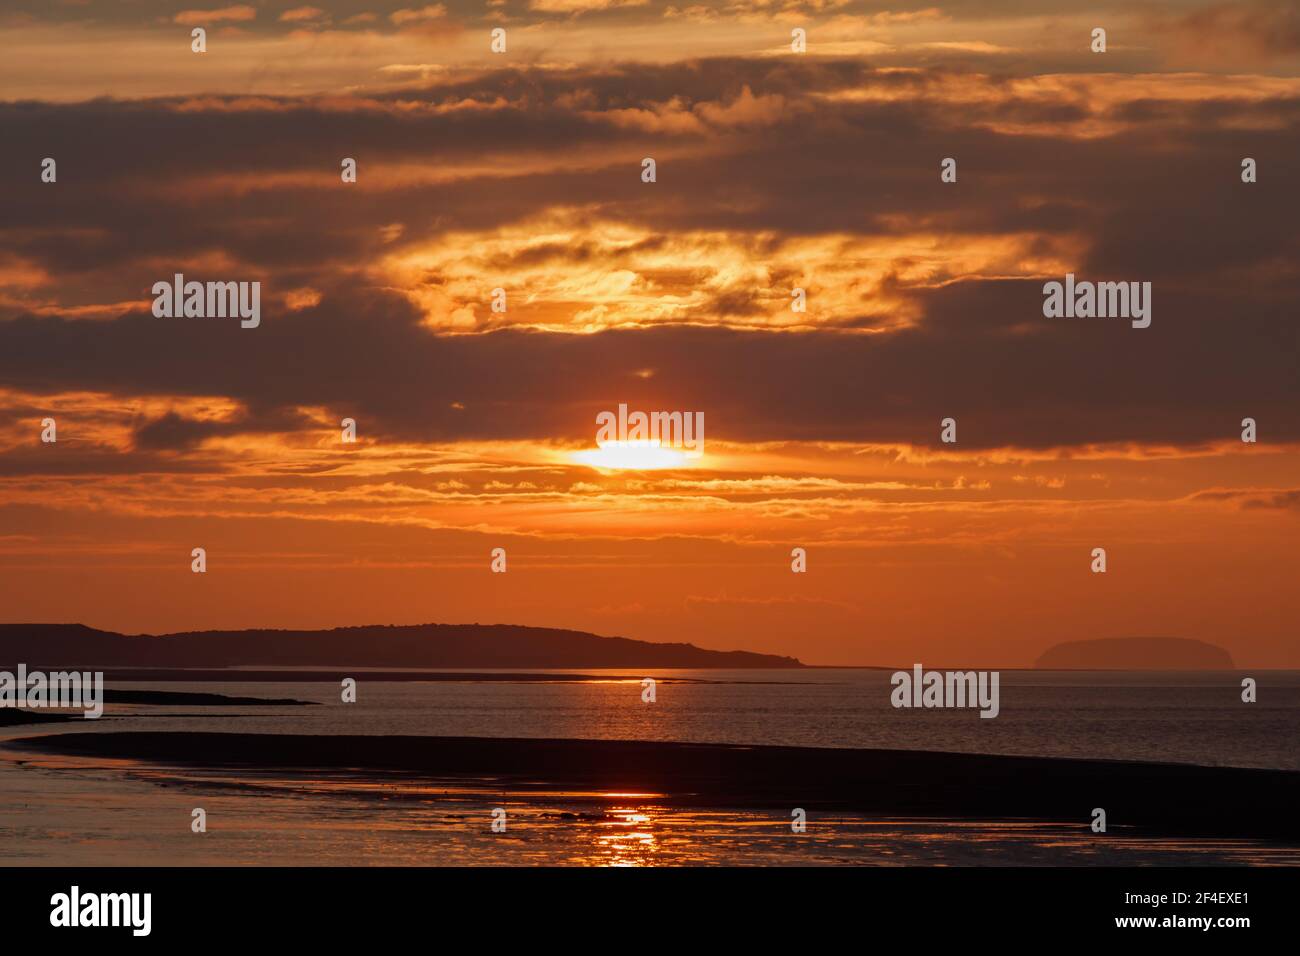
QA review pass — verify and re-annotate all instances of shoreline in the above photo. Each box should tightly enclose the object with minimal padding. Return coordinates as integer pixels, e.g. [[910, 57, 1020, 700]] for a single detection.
[[11, 731, 1300, 842]]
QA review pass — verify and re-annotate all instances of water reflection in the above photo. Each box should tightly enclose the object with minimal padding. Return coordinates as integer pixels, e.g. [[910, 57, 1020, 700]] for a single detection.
[[593, 806, 660, 867], [4, 749, 1299, 867]]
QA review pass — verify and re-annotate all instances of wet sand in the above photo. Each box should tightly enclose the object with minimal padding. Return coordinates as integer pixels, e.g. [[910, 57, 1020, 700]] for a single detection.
[[12, 731, 1300, 841]]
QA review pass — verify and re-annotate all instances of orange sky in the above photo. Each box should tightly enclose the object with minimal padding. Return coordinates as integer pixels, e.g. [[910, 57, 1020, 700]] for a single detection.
[[1, 1, 1297, 666]]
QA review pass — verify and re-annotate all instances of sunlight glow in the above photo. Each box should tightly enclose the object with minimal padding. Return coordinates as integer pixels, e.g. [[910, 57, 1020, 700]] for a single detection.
[[571, 439, 699, 471]]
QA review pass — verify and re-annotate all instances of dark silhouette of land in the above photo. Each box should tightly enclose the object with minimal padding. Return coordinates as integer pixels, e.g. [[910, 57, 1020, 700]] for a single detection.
[[1036, 637, 1235, 670], [34, 669, 776, 684], [97, 689, 314, 706], [0, 623, 801, 670], [15, 731, 1300, 841], [0, 689, 313, 724], [0, 710, 74, 727]]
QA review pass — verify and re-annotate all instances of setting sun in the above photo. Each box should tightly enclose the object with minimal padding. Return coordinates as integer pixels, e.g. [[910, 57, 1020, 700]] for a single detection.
[[571, 439, 701, 471]]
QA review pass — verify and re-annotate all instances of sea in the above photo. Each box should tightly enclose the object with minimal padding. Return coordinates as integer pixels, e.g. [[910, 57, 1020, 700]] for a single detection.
[[1, 668, 1297, 866]]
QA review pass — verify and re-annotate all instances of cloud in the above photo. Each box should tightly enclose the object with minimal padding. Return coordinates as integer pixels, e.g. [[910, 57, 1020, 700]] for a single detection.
[[1160, 0, 1300, 64], [389, 4, 447, 25], [0, 58, 1296, 452], [1192, 488, 1300, 512], [279, 6, 326, 23], [173, 5, 257, 26], [529, 0, 648, 12]]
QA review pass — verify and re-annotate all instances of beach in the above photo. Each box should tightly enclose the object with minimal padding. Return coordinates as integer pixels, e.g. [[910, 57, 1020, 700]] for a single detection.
[[11, 730, 1300, 841], [2, 669, 1298, 866]]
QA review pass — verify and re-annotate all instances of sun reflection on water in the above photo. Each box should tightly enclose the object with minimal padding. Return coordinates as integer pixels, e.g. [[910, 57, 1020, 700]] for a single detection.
[[590, 805, 661, 867], [10, 749, 1299, 867]]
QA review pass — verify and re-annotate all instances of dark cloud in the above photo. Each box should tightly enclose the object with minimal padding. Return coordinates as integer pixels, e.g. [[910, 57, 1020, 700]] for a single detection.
[[2, 58, 1297, 298], [1162, 0, 1300, 61], [1, 55, 1297, 452], [0, 0, 1157, 31], [1192, 488, 1300, 511], [131, 408, 313, 450], [0, 268, 1296, 451]]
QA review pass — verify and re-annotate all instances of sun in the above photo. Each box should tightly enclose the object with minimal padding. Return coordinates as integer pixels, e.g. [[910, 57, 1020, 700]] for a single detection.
[[571, 439, 699, 471]]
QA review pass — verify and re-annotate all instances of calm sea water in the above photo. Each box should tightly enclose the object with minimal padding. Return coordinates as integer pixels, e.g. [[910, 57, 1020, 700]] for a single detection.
[[1, 669, 1297, 865], [14, 668, 1295, 767]]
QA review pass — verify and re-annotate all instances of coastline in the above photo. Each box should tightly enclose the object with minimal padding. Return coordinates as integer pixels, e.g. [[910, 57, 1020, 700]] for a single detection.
[[12, 731, 1300, 842]]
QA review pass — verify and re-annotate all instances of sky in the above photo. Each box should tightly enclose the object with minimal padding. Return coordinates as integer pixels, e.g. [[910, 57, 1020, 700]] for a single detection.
[[1, 0, 1297, 666]]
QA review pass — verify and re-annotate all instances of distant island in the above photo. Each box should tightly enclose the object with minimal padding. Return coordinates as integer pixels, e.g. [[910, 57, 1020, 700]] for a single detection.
[[1035, 637, 1235, 670], [0, 623, 803, 670]]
